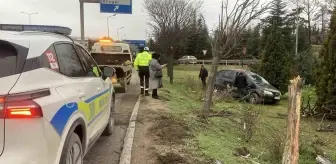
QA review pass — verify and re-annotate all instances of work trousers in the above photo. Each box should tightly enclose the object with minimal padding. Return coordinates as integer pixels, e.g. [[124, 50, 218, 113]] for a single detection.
[[138, 66, 150, 92], [201, 77, 207, 88]]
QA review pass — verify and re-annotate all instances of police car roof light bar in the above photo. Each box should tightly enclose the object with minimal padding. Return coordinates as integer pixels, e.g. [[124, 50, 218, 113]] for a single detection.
[[0, 24, 72, 36]]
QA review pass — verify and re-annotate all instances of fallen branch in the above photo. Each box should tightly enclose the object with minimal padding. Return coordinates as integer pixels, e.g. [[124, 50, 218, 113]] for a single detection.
[[208, 111, 233, 117], [316, 155, 333, 164]]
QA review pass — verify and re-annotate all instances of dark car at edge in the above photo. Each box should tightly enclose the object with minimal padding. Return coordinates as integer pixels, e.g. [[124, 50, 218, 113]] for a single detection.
[[214, 69, 281, 104]]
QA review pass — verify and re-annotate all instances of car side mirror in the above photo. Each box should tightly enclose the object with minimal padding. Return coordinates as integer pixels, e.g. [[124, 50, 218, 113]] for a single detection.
[[103, 66, 115, 77]]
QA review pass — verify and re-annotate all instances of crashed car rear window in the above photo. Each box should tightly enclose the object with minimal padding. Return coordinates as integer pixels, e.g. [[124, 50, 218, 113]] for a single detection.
[[0, 42, 17, 78]]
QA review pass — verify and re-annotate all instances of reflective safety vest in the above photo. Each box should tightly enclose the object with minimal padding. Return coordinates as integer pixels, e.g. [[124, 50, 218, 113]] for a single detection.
[[93, 66, 100, 77], [134, 51, 152, 70]]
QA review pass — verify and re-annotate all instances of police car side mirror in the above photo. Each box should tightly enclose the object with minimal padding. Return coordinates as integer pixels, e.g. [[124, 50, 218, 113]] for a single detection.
[[103, 66, 115, 77]]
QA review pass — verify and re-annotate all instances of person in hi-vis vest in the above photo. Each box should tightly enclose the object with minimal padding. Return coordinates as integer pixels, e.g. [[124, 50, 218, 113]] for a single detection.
[[134, 47, 152, 96]]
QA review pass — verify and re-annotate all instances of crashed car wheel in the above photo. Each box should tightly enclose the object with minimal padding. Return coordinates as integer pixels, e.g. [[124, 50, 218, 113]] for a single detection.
[[248, 93, 260, 104]]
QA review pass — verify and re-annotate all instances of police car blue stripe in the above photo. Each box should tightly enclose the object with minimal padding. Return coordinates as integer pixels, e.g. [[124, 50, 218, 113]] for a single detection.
[[84, 89, 110, 103], [50, 88, 111, 136], [50, 102, 78, 136]]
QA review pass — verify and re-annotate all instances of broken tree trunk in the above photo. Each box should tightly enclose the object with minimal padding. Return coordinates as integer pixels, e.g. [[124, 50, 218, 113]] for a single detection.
[[282, 76, 303, 164]]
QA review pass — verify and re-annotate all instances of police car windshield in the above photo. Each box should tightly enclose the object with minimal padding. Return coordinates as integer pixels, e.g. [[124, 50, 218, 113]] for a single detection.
[[246, 71, 269, 85], [0, 41, 17, 78]]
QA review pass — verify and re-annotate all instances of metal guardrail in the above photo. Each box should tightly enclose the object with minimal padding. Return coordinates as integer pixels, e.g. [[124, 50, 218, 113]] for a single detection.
[[184, 60, 261, 65]]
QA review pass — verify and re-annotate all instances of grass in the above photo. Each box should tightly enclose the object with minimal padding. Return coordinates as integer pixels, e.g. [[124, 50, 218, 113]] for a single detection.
[[159, 64, 336, 164]]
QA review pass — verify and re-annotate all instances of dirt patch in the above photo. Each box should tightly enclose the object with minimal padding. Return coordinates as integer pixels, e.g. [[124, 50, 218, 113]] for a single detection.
[[131, 97, 203, 164], [149, 115, 189, 145], [157, 152, 187, 164]]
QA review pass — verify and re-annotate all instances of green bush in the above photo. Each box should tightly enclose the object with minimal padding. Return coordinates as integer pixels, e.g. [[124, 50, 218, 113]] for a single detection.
[[293, 50, 318, 85], [314, 8, 336, 113]]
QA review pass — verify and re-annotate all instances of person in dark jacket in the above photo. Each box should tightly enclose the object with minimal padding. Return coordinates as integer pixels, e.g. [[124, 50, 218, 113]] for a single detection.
[[234, 72, 248, 97], [199, 65, 208, 88]]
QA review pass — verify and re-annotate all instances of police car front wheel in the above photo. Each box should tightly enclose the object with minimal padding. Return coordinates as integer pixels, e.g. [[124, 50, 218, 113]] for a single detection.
[[63, 132, 83, 164]]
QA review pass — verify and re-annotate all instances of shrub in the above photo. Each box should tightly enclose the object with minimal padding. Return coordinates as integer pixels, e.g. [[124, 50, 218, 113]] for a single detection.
[[315, 8, 336, 113], [293, 50, 318, 85], [240, 105, 260, 142]]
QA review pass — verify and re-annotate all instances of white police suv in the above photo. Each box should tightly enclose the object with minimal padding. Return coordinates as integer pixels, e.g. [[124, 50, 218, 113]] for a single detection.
[[0, 30, 116, 164]]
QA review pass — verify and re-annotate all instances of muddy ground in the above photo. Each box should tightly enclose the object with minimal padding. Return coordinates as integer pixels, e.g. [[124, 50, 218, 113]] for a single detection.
[[131, 98, 205, 164]]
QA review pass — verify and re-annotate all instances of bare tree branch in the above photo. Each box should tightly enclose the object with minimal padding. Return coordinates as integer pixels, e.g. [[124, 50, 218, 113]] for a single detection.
[[144, 0, 203, 84], [202, 0, 271, 117]]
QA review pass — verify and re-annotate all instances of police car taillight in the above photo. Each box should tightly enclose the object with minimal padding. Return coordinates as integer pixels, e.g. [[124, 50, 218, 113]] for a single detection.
[[0, 89, 50, 119]]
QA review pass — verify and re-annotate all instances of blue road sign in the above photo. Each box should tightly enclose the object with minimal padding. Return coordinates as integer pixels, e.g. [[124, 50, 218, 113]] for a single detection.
[[100, 0, 132, 14], [123, 40, 146, 47]]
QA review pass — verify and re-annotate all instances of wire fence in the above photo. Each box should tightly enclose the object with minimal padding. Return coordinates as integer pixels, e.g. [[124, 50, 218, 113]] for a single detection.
[[179, 59, 261, 65]]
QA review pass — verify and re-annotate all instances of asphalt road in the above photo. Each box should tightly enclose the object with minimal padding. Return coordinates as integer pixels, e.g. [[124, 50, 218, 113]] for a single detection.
[[84, 71, 139, 164]]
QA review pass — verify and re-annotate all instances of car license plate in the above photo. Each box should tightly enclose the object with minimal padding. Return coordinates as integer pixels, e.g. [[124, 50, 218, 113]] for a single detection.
[[274, 96, 280, 100]]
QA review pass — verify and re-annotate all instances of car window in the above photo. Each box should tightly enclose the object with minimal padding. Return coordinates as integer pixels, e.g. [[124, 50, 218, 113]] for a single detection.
[[223, 70, 232, 77], [247, 72, 270, 85], [228, 71, 236, 79], [54, 43, 86, 77], [76, 45, 101, 77], [0, 42, 17, 78], [217, 70, 226, 77], [23, 45, 60, 72]]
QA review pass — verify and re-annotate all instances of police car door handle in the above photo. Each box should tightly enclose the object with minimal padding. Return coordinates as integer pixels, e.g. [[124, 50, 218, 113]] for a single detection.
[[78, 92, 85, 100]]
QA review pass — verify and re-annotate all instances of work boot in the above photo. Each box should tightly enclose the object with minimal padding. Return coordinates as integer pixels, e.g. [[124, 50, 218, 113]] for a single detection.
[[152, 89, 159, 99], [140, 88, 144, 95], [145, 90, 150, 96]]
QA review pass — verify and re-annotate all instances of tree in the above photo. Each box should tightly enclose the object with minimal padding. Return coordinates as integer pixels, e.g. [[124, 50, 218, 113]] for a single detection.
[[147, 38, 156, 51], [202, 0, 270, 117], [246, 25, 261, 59], [185, 15, 212, 59], [260, 0, 290, 93], [301, 0, 319, 45], [315, 7, 336, 114], [144, 0, 202, 84], [313, 1, 331, 43]]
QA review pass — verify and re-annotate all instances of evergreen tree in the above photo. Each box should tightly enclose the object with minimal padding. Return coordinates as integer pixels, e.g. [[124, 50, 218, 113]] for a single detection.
[[246, 25, 261, 59], [185, 15, 211, 59], [315, 7, 336, 113], [260, 0, 290, 93], [293, 25, 317, 85]]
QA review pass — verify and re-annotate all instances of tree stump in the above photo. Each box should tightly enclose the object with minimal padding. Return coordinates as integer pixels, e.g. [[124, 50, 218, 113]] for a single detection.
[[282, 76, 302, 164]]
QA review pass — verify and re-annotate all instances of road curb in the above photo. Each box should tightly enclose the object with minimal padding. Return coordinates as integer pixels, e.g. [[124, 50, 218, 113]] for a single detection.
[[119, 96, 141, 164]]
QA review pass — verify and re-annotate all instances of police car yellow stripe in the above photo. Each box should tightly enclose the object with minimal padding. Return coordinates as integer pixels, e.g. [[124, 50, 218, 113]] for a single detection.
[[50, 88, 111, 136]]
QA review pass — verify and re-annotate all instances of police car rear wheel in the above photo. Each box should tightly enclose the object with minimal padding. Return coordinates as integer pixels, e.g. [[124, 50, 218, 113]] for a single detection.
[[103, 96, 115, 136], [64, 133, 83, 164]]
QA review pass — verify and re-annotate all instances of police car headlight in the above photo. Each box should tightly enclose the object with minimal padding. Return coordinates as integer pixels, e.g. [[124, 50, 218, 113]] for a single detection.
[[263, 90, 273, 96]]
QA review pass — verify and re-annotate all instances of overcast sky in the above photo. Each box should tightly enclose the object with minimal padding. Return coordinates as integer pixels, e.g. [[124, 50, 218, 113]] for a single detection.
[[0, 0, 226, 40], [0, 0, 271, 40]]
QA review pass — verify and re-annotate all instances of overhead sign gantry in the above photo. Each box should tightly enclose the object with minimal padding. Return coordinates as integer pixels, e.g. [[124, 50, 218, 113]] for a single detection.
[[79, 0, 132, 41]]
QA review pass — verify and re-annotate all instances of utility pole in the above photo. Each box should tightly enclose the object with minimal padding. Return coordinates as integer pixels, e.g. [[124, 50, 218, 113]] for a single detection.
[[117, 27, 124, 40], [107, 14, 116, 37], [80, 1, 85, 41], [21, 12, 38, 25]]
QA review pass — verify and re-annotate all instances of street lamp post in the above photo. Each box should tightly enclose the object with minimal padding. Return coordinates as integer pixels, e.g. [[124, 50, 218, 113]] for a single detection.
[[21, 12, 38, 25], [117, 27, 124, 40], [120, 34, 126, 40], [107, 14, 117, 37]]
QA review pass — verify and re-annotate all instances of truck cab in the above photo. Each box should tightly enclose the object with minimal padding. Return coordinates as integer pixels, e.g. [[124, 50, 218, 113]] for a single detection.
[[91, 38, 133, 92]]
